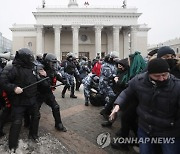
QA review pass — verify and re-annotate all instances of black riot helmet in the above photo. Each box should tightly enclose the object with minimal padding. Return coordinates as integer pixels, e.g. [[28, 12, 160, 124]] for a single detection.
[[104, 51, 118, 64], [14, 48, 35, 68], [66, 52, 75, 61], [82, 56, 88, 61], [104, 53, 111, 63], [91, 75, 99, 88], [44, 53, 58, 70], [36, 54, 43, 63]]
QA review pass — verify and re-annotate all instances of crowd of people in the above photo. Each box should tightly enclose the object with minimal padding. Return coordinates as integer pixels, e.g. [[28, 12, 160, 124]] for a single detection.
[[0, 46, 180, 153]]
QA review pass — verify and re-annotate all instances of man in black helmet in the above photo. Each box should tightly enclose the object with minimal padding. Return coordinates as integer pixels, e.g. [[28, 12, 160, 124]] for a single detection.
[[38, 53, 67, 132], [99, 52, 117, 119], [61, 52, 80, 98], [0, 48, 40, 152]]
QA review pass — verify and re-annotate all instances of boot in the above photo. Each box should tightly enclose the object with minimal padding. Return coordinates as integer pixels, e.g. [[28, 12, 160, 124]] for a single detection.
[[55, 123, 67, 132], [9, 120, 22, 150], [85, 97, 89, 106], [0, 131, 5, 137], [70, 95, 77, 98], [52, 107, 67, 132], [70, 86, 77, 98], [62, 93, 65, 98], [101, 120, 112, 127], [85, 101, 89, 106], [0, 123, 5, 138], [29, 113, 40, 143], [28, 134, 39, 143], [62, 86, 68, 98], [100, 108, 109, 120], [111, 142, 129, 151], [0, 107, 11, 137], [9, 148, 16, 154]]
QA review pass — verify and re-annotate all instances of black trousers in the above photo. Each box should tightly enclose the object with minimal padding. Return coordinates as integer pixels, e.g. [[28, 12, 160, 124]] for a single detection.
[[9, 101, 40, 150], [38, 93, 62, 125], [0, 107, 11, 133], [118, 100, 138, 137]]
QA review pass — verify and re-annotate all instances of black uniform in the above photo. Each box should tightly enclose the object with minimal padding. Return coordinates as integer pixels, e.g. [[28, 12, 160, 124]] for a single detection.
[[0, 64, 13, 137], [0, 48, 40, 151], [38, 53, 67, 131]]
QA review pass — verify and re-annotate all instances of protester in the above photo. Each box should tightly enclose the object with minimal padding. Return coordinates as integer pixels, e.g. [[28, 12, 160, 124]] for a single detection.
[[92, 58, 102, 77], [110, 58, 180, 154], [157, 46, 180, 78]]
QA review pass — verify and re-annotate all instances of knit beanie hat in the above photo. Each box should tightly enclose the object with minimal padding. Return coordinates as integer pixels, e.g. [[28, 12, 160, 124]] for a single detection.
[[148, 58, 170, 74], [157, 46, 176, 58]]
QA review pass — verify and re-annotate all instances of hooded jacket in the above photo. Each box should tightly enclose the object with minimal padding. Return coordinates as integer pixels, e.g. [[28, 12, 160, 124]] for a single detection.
[[0, 60, 37, 106]]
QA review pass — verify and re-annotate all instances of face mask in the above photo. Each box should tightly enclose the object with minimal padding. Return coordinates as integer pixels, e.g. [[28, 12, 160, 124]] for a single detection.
[[68, 57, 73, 61], [117, 68, 125, 74], [49, 62, 57, 71], [151, 78, 169, 87], [165, 59, 177, 69]]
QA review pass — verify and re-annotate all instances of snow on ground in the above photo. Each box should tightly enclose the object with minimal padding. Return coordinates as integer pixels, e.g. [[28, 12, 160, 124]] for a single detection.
[[0, 126, 69, 154]]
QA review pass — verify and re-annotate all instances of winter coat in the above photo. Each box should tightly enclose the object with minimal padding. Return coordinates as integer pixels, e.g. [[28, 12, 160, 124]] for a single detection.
[[114, 72, 180, 137]]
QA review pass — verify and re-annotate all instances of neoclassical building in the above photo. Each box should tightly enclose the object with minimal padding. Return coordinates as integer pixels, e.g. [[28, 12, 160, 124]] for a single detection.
[[10, 0, 150, 60]]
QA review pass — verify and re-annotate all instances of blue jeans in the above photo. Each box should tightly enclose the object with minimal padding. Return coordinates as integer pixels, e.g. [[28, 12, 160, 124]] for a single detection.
[[138, 127, 180, 154]]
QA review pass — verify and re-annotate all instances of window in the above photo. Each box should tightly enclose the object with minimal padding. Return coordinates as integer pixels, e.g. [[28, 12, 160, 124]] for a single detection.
[[79, 52, 89, 59], [62, 52, 69, 61], [81, 35, 88, 42]]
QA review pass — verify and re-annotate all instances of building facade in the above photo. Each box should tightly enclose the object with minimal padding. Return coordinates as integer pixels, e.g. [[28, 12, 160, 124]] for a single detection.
[[0, 32, 12, 53], [148, 38, 180, 55], [10, 0, 150, 60]]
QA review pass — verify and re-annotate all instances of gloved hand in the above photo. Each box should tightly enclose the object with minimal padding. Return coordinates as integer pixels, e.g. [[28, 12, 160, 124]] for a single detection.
[[14, 87, 23, 94]]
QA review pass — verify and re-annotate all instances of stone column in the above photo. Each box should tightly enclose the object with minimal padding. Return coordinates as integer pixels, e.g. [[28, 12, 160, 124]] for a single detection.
[[35, 25, 43, 55], [106, 30, 113, 53], [95, 25, 103, 58], [123, 29, 130, 58], [113, 26, 122, 57], [130, 26, 137, 54], [72, 25, 80, 58], [53, 25, 62, 60]]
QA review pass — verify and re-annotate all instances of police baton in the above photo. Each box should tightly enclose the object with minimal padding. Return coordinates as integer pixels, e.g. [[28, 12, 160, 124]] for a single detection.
[[23, 77, 49, 90], [51, 83, 64, 88]]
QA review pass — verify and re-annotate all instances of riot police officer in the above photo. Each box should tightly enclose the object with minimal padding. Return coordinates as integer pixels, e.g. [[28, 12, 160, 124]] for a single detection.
[[61, 52, 80, 98], [38, 53, 67, 131], [99, 52, 117, 119], [0, 48, 40, 152], [0, 62, 13, 137]]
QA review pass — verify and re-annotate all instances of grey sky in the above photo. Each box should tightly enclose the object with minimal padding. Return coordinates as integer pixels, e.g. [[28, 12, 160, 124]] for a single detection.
[[0, 0, 180, 45]]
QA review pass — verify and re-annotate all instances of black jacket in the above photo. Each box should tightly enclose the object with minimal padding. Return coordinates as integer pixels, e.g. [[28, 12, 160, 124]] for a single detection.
[[61, 60, 77, 75], [114, 72, 180, 137], [37, 67, 67, 94], [0, 65, 37, 106]]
